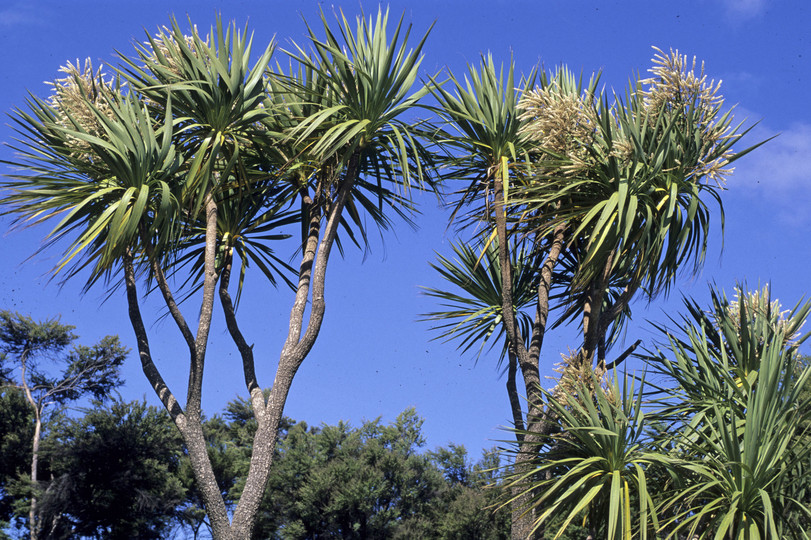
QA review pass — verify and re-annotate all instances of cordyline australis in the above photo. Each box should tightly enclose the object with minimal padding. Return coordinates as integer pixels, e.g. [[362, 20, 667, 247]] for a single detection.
[[423, 47, 762, 538], [1, 9, 437, 539]]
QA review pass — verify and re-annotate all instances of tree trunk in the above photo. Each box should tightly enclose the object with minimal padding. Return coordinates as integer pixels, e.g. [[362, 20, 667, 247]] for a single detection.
[[124, 150, 359, 538], [28, 412, 41, 540], [510, 451, 536, 540], [507, 352, 524, 438], [490, 174, 540, 539], [19, 353, 42, 540], [122, 247, 233, 538]]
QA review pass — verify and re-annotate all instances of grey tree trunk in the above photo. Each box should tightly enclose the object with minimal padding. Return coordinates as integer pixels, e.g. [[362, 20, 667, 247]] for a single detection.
[[19, 355, 42, 540], [28, 413, 41, 540]]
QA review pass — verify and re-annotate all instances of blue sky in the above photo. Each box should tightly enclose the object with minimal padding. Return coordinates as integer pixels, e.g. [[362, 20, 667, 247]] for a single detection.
[[0, 0, 809, 457]]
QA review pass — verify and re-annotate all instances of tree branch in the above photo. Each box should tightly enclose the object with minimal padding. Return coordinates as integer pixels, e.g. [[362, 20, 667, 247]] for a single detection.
[[507, 350, 525, 441], [599, 282, 639, 330], [188, 193, 219, 418], [582, 252, 614, 366], [528, 223, 567, 365], [602, 339, 642, 372], [123, 249, 184, 422], [218, 251, 265, 419], [282, 183, 322, 354], [290, 153, 360, 363], [139, 222, 196, 356]]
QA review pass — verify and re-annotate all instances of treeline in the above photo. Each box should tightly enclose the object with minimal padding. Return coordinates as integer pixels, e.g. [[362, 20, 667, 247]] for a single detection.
[[0, 393, 513, 539]]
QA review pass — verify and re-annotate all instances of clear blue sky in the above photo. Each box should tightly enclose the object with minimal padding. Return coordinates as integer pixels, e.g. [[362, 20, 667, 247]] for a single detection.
[[1, 0, 809, 457]]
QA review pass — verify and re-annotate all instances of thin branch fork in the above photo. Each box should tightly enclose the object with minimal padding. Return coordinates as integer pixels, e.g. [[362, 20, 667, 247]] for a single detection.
[[188, 193, 220, 417], [139, 221, 196, 356], [122, 249, 183, 422], [218, 252, 264, 419]]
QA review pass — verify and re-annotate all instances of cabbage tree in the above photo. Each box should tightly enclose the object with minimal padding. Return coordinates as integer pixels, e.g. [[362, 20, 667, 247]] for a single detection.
[[427, 49, 759, 538], [2, 10, 434, 539]]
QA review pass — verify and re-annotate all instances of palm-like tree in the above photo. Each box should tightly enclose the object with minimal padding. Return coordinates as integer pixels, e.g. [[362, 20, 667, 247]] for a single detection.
[[2, 10, 435, 539], [645, 286, 811, 538], [227, 8, 436, 535], [514, 50, 763, 368], [426, 49, 760, 538], [5, 18, 280, 537], [428, 55, 556, 538], [505, 285, 811, 538], [505, 374, 663, 539]]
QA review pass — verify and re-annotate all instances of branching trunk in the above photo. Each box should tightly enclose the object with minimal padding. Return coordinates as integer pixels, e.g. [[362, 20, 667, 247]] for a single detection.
[[582, 256, 612, 368], [123, 230, 233, 537], [219, 253, 264, 417], [493, 170, 536, 540], [492, 168, 570, 539], [507, 351, 524, 441], [229, 151, 361, 537], [493, 175, 568, 540], [515, 224, 567, 539], [122, 150, 362, 538], [189, 194, 219, 419]]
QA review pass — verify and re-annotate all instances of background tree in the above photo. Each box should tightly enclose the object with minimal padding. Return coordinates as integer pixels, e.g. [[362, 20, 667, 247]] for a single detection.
[[0, 387, 34, 535], [1, 10, 435, 538], [248, 408, 509, 540], [0, 312, 127, 540], [37, 399, 185, 540], [170, 397, 509, 540]]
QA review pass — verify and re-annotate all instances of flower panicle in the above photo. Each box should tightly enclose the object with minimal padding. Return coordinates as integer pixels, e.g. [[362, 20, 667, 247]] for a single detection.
[[146, 26, 205, 79], [724, 285, 804, 347], [46, 58, 120, 162], [550, 349, 618, 409], [638, 47, 736, 186], [639, 46, 724, 114], [517, 78, 598, 169]]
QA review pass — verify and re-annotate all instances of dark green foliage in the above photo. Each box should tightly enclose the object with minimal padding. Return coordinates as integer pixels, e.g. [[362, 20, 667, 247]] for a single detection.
[[1, 393, 511, 539], [0, 311, 129, 538], [40, 399, 185, 540], [0, 388, 34, 524], [260, 409, 441, 539], [173, 403, 509, 540], [0, 312, 74, 359], [413, 447, 510, 540]]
